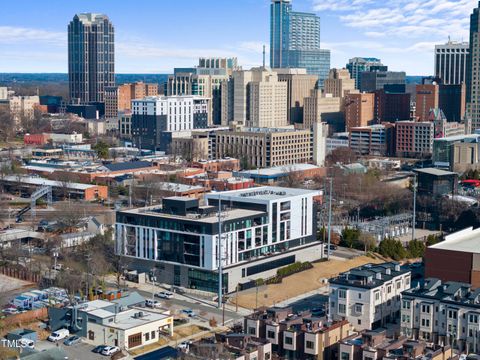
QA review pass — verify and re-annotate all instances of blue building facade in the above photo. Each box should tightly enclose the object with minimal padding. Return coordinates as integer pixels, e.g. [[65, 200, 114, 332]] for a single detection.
[[270, 0, 330, 86]]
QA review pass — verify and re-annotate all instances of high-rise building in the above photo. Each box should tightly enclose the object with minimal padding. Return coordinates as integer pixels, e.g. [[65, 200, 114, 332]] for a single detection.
[[374, 90, 411, 122], [344, 93, 375, 131], [303, 90, 343, 131], [270, 0, 331, 86], [324, 68, 356, 98], [395, 121, 434, 158], [439, 84, 466, 122], [231, 68, 288, 128], [274, 68, 318, 124], [104, 87, 118, 118], [346, 57, 385, 89], [415, 84, 439, 122], [435, 41, 469, 85], [68, 13, 115, 104], [360, 70, 406, 93], [467, 3, 480, 129]]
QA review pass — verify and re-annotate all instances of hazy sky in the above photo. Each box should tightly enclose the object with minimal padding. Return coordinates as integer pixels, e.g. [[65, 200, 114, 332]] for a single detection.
[[0, 0, 476, 75]]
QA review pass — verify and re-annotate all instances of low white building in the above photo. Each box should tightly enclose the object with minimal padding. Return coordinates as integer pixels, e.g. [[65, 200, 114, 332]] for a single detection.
[[329, 262, 411, 331]]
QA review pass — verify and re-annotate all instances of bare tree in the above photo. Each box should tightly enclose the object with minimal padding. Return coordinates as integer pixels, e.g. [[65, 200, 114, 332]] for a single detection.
[[0, 107, 15, 142], [358, 232, 377, 254]]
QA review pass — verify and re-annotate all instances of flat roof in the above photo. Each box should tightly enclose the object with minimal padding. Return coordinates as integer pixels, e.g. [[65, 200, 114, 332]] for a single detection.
[[429, 227, 480, 254], [207, 186, 320, 202], [2, 175, 98, 190], [237, 164, 321, 178], [108, 309, 171, 330], [415, 168, 456, 176], [122, 207, 265, 223]]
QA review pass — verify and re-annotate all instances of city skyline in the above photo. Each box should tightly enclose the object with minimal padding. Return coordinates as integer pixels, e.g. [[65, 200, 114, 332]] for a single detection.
[[0, 0, 477, 75]]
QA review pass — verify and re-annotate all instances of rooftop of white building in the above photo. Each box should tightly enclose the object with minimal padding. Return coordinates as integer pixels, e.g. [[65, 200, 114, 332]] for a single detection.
[[209, 186, 321, 201], [429, 227, 480, 254]]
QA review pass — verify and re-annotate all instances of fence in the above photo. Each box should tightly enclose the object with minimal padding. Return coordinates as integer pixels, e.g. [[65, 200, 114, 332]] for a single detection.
[[2, 308, 48, 326], [0, 266, 40, 283]]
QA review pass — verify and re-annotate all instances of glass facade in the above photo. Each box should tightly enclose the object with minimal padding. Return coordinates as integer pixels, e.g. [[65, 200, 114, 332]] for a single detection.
[[270, 0, 330, 85]]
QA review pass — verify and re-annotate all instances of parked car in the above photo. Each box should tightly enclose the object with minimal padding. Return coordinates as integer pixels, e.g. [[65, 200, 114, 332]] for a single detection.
[[19, 338, 35, 349], [156, 291, 173, 299], [181, 309, 196, 317], [145, 299, 162, 308], [177, 340, 192, 350], [92, 345, 107, 353], [101, 346, 120, 356], [47, 329, 70, 342], [63, 335, 81, 346]]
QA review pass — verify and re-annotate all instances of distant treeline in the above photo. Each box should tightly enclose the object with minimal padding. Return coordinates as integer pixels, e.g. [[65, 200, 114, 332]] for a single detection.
[[0, 73, 169, 85]]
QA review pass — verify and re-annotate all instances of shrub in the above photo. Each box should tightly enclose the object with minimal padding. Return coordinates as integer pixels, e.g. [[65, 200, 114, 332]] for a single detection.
[[378, 238, 407, 261]]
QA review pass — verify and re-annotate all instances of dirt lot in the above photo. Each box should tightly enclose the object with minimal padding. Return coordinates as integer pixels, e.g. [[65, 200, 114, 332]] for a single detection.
[[233, 255, 384, 309]]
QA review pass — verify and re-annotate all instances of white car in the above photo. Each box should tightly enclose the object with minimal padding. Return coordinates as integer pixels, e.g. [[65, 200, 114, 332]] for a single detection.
[[145, 299, 162, 308], [19, 338, 35, 349], [177, 340, 192, 350], [47, 329, 70, 342], [101, 346, 120, 356], [156, 291, 173, 299]]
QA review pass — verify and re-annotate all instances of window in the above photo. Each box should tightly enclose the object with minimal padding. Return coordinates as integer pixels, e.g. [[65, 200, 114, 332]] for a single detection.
[[358, 293, 362, 299], [341, 352, 350, 360], [249, 327, 256, 335], [375, 292, 380, 301], [358, 319, 362, 325], [338, 289, 347, 299], [402, 300, 411, 310], [285, 336, 293, 345], [469, 314, 479, 323], [338, 304, 346, 314], [128, 333, 142, 348], [265, 353, 271, 360], [387, 285, 392, 294], [151, 331, 155, 339], [421, 304, 430, 313], [145, 332, 149, 341], [355, 304, 363, 314], [267, 330, 275, 339], [306, 340, 314, 349]]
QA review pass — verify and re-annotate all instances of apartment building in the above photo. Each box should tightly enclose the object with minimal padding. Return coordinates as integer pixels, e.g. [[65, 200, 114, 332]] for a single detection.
[[215, 127, 315, 168], [349, 124, 395, 156], [9, 95, 40, 124], [401, 278, 480, 353], [275, 68, 318, 124], [395, 121, 434, 158], [345, 93, 375, 131], [131, 95, 209, 151], [329, 263, 411, 331], [104, 86, 119, 118], [303, 90, 343, 130], [116, 187, 322, 293], [245, 306, 352, 360], [339, 330, 454, 360], [117, 82, 158, 112]]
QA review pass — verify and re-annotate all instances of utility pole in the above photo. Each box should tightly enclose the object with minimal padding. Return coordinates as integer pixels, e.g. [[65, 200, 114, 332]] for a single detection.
[[412, 174, 417, 241], [327, 177, 333, 261], [217, 195, 223, 309], [151, 270, 156, 303]]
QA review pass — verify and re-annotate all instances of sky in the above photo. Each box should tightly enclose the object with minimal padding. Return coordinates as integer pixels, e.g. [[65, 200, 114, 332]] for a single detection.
[[0, 0, 477, 75]]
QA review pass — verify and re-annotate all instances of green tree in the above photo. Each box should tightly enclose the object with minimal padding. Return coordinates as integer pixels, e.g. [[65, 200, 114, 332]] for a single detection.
[[426, 234, 439, 247], [341, 228, 361, 249], [92, 140, 110, 159], [407, 239, 426, 258], [378, 237, 407, 261]]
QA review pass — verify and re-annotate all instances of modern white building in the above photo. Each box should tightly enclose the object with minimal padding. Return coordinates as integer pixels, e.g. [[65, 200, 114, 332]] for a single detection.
[[116, 186, 322, 293], [9, 95, 40, 124], [401, 278, 480, 353], [329, 262, 411, 331], [435, 41, 469, 85], [131, 95, 210, 151]]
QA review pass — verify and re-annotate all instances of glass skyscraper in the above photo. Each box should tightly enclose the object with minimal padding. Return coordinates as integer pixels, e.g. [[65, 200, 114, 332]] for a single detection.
[[68, 13, 115, 104], [270, 0, 330, 86]]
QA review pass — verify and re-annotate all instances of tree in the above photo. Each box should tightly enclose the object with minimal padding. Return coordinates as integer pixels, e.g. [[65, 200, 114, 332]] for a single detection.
[[0, 107, 15, 142], [358, 232, 376, 254], [341, 228, 361, 249], [92, 140, 110, 159], [407, 239, 426, 259], [426, 234, 440, 247], [326, 147, 358, 166], [281, 166, 303, 188], [378, 238, 407, 261]]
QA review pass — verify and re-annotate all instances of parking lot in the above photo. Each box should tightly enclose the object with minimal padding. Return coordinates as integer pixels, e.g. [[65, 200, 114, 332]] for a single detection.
[[35, 339, 108, 360]]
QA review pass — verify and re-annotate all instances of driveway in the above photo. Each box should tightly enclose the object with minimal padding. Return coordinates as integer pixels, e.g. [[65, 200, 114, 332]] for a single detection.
[[36, 339, 106, 360]]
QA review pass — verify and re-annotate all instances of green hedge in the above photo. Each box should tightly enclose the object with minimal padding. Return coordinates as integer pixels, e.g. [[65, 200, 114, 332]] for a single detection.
[[277, 262, 313, 278]]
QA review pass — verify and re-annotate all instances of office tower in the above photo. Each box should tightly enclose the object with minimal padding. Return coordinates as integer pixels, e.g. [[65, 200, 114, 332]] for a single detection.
[[374, 90, 410, 122], [416, 84, 439, 122], [346, 57, 385, 89], [303, 90, 343, 131], [438, 84, 466, 122], [467, 3, 480, 129], [231, 68, 288, 128], [360, 70, 406, 93], [275, 68, 318, 124], [131, 96, 209, 151], [349, 124, 395, 156], [344, 93, 375, 131], [270, 0, 331, 86], [68, 13, 115, 104], [167, 58, 238, 125], [435, 41, 469, 85], [324, 68, 356, 98], [104, 87, 118, 118]]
